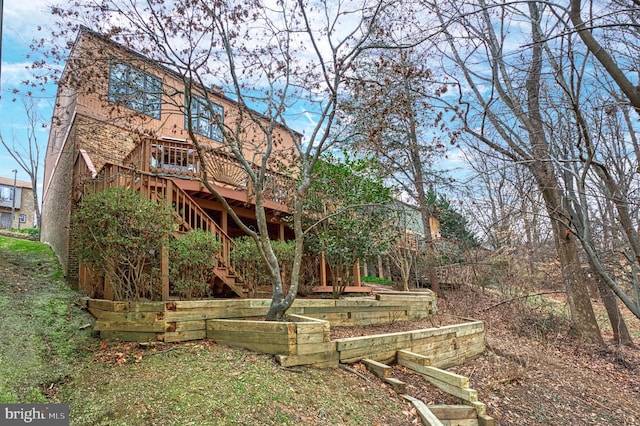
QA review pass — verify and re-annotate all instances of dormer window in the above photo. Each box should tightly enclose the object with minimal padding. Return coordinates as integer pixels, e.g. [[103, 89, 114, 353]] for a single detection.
[[108, 62, 162, 119], [185, 94, 223, 142]]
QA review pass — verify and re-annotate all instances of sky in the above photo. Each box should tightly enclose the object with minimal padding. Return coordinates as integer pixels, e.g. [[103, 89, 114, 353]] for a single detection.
[[0, 0, 55, 185]]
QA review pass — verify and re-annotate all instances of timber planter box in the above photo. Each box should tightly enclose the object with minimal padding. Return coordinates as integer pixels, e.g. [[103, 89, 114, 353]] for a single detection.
[[209, 314, 339, 368]]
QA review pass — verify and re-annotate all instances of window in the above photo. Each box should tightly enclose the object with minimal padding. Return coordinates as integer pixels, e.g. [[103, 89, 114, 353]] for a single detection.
[[19, 214, 26, 223], [108, 62, 162, 119], [0, 185, 13, 202], [185, 94, 223, 142]]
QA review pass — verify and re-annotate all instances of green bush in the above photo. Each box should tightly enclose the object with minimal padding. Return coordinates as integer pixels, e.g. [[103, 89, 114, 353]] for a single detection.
[[230, 237, 296, 289], [169, 230, 221, 299], [17, 228, 40, 237], [72, 187, 175, 301]]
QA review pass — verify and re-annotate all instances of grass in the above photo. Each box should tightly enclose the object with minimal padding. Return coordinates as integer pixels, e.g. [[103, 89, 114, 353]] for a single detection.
[[0, 237, 95, 403], [361, 276, 393, 285], [58, 344, 406, 425], [0, 236, 412, 425]]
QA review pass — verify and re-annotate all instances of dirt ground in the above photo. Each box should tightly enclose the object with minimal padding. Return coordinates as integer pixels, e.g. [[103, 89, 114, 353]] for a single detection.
[[339, 285, 640, 425]]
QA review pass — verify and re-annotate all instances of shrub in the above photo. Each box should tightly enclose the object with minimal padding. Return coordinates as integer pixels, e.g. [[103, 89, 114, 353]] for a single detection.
[[18, 228, 40, 239], [72, 187, 175, 301], [169, 230, 221, 299], [230, 237, 296, 290]]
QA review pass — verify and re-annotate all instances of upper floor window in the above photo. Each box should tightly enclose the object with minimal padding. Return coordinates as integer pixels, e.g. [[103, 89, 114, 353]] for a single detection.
[[108, 62, 162, 119], [186, 94, 223, 142], [0, 185, 13, 202]]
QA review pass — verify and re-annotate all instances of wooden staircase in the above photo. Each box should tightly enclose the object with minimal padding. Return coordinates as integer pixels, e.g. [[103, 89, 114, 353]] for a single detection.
[[90, 162, 251, 298]]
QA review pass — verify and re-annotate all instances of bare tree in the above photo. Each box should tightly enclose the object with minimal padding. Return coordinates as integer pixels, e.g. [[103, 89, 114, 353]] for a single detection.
[[569, 0, 640, 111], [0, 96, 43, 228], [44, 0, 399, 320], [426, 0, 604, 342], [531, 6, 639, 342], [464, 146, 551, 276], [342, 48, 454, 295]]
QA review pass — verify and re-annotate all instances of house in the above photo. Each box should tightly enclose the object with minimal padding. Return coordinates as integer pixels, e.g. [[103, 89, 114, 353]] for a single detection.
[[41, 27, 298, 299], [361, 201, 441, 284], [0, 176, 35, 229]]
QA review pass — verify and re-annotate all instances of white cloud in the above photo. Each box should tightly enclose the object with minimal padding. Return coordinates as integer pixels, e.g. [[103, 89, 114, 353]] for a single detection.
[[3, 0, 53, 40], [1, 62, 35, 87]]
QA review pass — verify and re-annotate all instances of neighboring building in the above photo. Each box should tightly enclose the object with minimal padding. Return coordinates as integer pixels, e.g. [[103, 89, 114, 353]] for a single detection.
[[0, 176, 35, 229], [42, 27, 298, 298], [393, 201, 442, 250], [360, 201, 441, 285]]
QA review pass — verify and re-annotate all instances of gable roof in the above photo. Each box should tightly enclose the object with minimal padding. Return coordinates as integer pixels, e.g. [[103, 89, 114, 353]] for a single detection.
[[0, 176, 32, 189]]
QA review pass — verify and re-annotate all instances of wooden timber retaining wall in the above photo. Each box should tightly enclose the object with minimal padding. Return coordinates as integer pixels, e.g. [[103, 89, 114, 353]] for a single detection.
[[333, 321, 485, 368], [84, 292, 437, 342], [82, 292, 485, 368]]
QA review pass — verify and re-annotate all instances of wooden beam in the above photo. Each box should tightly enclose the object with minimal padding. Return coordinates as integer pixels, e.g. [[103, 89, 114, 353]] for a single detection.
[[402, 395, 444, 426], [397, 350, 431, 367], [276, 351, 339, 368], [361, 358, 392, 379], [175, 181, 289, 216], [425, 377, 478, 403], [427, 405, 477, 420], [418, 366, 470, 389], [384, 377, 406, 393], [478, 413, 496, 426], [312, 286, 372, 294], [465, 401, 487, 416], [164, 330, 206, 343]]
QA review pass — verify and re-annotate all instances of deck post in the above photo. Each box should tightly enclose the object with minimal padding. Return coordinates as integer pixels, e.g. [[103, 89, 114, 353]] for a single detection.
[[353, 261, 361, 286], [221, 209, 228, 234], [320, 251, 327, 287], [378, 255, 385, 280], [165, 178, 173, 207]]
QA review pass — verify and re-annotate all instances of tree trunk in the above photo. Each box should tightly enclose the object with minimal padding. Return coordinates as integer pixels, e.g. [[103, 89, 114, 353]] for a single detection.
[[526, 2, 602, 344], [400, 65, 441, 297], [552, 223, 602, 343], [594, 274, 635, 347]]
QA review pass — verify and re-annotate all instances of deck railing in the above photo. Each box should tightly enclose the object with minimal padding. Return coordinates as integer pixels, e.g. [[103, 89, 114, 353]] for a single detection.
[[124, 138, 294, 206], [93, 164, 235, 260], [123, 138, 201, 179]]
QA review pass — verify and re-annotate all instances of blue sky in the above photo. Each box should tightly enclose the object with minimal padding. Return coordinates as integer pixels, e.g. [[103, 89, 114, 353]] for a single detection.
[[0, 0, 54, 185]]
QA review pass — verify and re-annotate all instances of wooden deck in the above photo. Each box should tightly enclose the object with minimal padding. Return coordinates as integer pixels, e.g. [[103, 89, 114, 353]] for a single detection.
[[312, 286, 373, 294]]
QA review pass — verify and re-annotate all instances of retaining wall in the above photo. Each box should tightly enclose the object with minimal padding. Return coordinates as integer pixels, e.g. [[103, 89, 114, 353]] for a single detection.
[[83, 292, 485, 368]]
